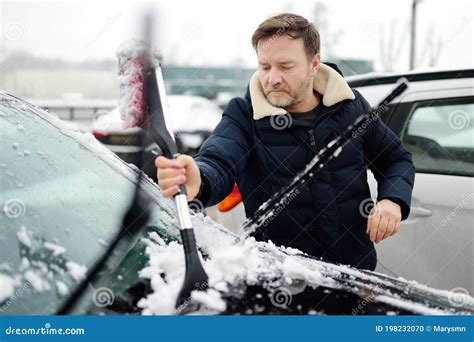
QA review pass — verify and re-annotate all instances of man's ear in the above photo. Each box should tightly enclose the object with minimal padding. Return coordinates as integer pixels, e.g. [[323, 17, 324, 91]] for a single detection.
[[310, 53, 321, 76]]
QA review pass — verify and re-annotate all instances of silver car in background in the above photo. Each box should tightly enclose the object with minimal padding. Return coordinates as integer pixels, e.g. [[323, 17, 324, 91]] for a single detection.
[[347, 69, 473, 294]]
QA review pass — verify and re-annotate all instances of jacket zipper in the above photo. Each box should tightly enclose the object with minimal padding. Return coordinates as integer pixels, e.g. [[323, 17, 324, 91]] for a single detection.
[[308, 128, 318, 153]]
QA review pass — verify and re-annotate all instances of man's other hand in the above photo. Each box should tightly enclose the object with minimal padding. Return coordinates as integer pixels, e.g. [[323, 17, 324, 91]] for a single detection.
[[366, 199, 402, 243]]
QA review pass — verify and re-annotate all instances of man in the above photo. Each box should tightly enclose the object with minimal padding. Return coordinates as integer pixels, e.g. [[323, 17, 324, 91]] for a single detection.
[[156, 13, 415, 270]]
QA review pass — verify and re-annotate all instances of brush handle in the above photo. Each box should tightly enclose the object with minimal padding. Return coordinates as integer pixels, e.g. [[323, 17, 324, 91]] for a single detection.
[[175, 228, 208, 309], [174, 191, 193, 230], [170, 153, 193, 230]]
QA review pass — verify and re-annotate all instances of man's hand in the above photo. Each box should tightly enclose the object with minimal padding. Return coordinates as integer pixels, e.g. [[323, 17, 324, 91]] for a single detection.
[[155, 155, 201, 200], [366, 199, 402, 243]]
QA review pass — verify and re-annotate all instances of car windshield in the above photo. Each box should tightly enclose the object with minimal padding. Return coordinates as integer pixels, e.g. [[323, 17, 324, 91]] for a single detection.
[[0, 95, 180, 314]]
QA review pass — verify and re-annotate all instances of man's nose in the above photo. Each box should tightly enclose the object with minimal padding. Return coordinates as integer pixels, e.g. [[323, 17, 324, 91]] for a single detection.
[[267, 68, 283, 86]]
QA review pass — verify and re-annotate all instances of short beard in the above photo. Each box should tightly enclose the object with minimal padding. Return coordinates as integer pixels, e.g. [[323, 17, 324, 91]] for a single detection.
[[265, 76, 313, 109]]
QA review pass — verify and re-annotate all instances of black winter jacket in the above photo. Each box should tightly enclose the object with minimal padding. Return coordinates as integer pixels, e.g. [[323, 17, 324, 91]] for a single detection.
[[195, 63, 415, 270]]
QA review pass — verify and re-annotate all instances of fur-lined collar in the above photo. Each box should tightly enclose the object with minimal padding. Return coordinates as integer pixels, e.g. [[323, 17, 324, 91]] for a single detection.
[[249, 63, 355, 120]]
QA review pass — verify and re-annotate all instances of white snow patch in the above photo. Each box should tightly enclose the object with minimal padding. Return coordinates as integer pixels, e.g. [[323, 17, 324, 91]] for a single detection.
[[282, 246, 304, 256], [44, 242, 66, 256], [0, 274, 16, 303], [56, 281, 69, 297], [24, 270, 50, 292], [16, 226, 32, 248], [66, 261, 87, 282], [375, 295, 448, 315], [20, 257, 30, 270], [191, 289, 226, 311], [148, 231, 165, 246], [280, 256, 326, 285], [138, 238, 282, 315]]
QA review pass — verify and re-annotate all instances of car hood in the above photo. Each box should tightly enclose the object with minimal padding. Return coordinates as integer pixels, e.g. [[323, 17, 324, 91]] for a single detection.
[[136, 216, 474, 315]]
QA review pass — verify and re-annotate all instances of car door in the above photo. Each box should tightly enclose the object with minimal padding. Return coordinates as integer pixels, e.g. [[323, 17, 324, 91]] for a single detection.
[[372, 86, 474, 294]]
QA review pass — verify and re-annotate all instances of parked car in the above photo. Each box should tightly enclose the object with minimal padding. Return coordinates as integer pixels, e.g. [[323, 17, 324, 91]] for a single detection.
[[346, 68, 474, 295], [208, 68, 474, 295], [91, 95, 222, 178], [1, 91, 472, 315]]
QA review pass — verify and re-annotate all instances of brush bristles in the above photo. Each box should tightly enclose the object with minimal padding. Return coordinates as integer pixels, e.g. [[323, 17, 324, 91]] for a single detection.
[[117, 40, 152, 129]]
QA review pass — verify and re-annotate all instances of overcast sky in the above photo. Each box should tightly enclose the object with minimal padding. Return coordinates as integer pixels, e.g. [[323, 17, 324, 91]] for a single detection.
[[1, 0, 473, 71]]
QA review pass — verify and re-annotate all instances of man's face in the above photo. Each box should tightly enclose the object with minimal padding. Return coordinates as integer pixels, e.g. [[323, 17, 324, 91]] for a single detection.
[[257, 35, 320, 110]]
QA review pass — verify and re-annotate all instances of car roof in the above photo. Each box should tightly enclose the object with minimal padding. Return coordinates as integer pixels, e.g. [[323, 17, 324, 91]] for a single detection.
[[346, 68, 474, 88], [345, 69, 474, 105]]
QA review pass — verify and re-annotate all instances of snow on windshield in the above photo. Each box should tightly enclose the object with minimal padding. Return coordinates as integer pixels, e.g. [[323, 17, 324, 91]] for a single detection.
[[0, 223, 87, 306], [137, 212, 473, 315]]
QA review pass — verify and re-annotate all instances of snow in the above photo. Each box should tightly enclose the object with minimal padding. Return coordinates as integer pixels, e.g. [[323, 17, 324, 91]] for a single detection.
[[24, 270, 50, 292], [12, 142, 19, 149], [137, 213, 468, 316], [375, 295, 448, 315], [148, 231, 165, 246], [44, 242, 66, 256], [205, 241, 260, 285], [116, 40, 153, 129], [137, 235, 325, 315], [16, 226, 32, 248], [56, 281, 69, 297], [191, 289, 227, 312], [281, 246, 304, 256], [281, 257, 322, 282], [138, 241, 182, 315], [20, 257, 30, 270], [0, 274, 16, 303], [333, 146, 343, 157], [65, 261, 87, 282], [116, 39, 152, 59]]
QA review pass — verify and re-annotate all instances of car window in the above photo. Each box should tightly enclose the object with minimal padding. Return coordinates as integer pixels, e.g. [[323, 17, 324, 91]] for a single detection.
[[0, 96, 179, 314], [401, 98, 474, 176]]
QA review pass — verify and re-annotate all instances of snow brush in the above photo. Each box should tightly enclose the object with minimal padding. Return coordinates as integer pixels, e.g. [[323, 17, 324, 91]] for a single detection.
[[117, 40, 208, 310], [238, 79, 409, 242]]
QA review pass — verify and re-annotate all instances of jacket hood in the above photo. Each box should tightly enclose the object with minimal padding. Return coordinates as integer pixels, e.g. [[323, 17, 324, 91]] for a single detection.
[[249, 63, 355, 120]]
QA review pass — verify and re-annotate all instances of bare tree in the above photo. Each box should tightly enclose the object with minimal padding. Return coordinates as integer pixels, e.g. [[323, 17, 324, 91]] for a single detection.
[[311, 2, 344, 59], [379, 19, 408, 71]]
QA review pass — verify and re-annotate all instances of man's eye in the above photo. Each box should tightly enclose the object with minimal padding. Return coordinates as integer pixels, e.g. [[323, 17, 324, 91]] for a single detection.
[[261, 66, 270, 71], [282, 66, 292, 70]]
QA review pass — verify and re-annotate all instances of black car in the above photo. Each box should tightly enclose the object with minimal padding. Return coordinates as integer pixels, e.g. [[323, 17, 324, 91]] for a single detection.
[[1, 91, 472, 315]]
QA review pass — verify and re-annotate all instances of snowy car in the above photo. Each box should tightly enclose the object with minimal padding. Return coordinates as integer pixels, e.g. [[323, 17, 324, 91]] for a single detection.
[[1, 91, 473, 315]]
